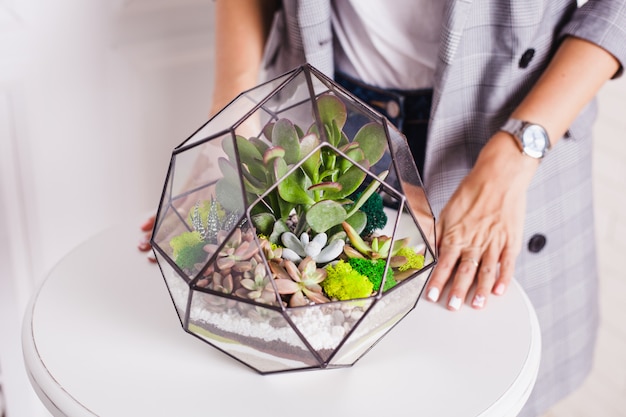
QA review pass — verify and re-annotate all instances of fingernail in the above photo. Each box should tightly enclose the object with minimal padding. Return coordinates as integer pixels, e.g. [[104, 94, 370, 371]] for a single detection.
[[140, 219, 154, 231], [427, 287, 440, 302], [448, 295, 462, 311], [472, 294, 486, 308], [494, 283, 506, 295], [147, 252, 157, 263], [138, 240, 151, 251]]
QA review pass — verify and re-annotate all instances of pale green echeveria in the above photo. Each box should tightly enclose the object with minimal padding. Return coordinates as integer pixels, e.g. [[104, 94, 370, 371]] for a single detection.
[[281, 231, 345, 265]]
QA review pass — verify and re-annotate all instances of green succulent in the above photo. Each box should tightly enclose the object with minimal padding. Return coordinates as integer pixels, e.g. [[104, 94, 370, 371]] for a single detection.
[[342, 221, 409, 266], [215, 94, 389, 238]]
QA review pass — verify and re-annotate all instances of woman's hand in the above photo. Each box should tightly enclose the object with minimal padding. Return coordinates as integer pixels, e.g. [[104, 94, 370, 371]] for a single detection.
[[425, 132, 539, 310], [138, 215, 157, 262]]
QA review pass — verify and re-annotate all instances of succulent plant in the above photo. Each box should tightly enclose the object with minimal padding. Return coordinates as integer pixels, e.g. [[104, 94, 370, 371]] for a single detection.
[[216, 94, 389, 238], [189, 199, 241, 244], [270, 257, 330, 307], [259, 238, 283, 264], [237, 261, 276, 304], [203, 228, 259, 271], [342, 221, 409, 267], [280, 231, 344, 265], [206, 272, 234, 294]]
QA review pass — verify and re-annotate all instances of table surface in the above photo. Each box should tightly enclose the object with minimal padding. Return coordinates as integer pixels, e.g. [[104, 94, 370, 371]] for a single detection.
[[23, 220, 541, 417]]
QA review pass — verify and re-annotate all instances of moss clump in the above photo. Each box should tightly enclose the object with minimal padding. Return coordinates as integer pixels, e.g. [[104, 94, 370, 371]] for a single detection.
[[357, 192, 387, 236], [348, 257, 397, 292], [396, 247, 425, 271], [170, 231, 203, 258], [175, 241, 207, 270], [322, 261, 373, 300]]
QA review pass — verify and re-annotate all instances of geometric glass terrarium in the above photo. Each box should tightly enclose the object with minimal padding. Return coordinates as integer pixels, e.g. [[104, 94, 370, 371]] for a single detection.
[[151, 64, 437, 374]]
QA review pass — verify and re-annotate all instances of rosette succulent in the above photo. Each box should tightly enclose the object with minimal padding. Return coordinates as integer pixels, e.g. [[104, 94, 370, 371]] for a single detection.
[[280, 231, 344, 265], [270, 257, 330, 307]]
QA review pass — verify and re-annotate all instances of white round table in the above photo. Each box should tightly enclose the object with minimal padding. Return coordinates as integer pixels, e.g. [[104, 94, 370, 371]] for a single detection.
[[23, 221, 541, 417]]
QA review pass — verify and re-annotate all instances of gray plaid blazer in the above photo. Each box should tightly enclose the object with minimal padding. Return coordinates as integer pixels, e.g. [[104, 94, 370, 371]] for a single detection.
[[263, 1, 626, 415]]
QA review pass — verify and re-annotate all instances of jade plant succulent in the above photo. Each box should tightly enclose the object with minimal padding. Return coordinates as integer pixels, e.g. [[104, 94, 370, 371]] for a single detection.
[[151, 64, 436, 374], [216, 93, 388, 242]]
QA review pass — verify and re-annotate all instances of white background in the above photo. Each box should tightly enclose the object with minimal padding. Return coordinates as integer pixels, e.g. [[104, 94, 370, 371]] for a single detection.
[[0, 1, 215, 415]]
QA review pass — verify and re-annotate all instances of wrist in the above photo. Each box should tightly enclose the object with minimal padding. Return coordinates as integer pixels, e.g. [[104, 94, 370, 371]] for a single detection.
[[476, 132, 540, 186]]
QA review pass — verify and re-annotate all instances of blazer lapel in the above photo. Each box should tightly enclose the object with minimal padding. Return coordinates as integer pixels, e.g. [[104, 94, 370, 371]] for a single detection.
[[431, 0, 475, 121], [439, 0, 475, 66]]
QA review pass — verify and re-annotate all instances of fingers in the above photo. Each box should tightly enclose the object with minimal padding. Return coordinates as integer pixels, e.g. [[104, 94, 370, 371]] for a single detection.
[[425, 231, 514, 311], [425, 239, 460, 304], [493, 246, 516, 296], [140, 215, 156, 232], [138, 215, 157, 263], [470, 243, 500, 309], [446, 253, 480, 311]]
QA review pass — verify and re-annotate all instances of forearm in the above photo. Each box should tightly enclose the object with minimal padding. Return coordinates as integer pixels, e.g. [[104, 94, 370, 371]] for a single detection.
[[211, 0, 279, 115], [479, 36, 620, 182], [511, 36, 619, 147]]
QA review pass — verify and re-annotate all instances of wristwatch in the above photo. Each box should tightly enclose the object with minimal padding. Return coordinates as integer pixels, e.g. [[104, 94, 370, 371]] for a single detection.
[[500, 118, 551, 159]]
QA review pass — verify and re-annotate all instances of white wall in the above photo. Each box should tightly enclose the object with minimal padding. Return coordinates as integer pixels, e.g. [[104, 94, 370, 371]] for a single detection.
[[0, 1, 215, 415]]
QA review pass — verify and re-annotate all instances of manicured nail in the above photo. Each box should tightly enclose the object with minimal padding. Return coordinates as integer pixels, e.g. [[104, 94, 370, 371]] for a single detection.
[[472, 294, 486, 308], [448, 295, 462, 311], [427, 287, 440, 302], [494, 283, 506, 295], [146, 252, 157, 263], [140, 219, 154, 231], [138, 238, 151, 251]]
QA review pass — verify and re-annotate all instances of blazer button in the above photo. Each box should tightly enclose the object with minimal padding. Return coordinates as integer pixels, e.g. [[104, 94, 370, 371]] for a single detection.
[[528, 234, 547, 253], [519, 48, 535, 69], [386, 100, 401, 118]]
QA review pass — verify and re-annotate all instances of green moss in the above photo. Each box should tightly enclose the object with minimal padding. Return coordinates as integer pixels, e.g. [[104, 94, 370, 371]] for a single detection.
[[396, 247, 425, 271], [170, 231, 203, 258], [357, 192, 387, 236], [175, 241, 207, 270], [322, 261, 373, 300], [348, 258, 397, 292]]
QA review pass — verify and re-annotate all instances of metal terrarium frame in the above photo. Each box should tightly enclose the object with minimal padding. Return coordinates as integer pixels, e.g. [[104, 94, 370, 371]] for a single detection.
[[151, 64, 438, 374]]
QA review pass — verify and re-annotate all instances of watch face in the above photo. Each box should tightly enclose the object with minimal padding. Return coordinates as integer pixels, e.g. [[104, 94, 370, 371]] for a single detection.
[[521, 124, 549, 158]]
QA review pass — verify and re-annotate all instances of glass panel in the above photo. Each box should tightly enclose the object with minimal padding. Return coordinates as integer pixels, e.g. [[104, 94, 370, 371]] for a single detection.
[[385, 120, 436, 251], [182, 70, 297, 147], [329, 269, 429, 366], [261, 69, 311, 117], [307, 67, 335, 97], [154, 250, 190, 325], [268, 96, 317, 140], [242, 69, 301, 112], [285, 299, 374, 363], [153, 133, 248, 281], [187, 290, 320, 373], [378, 199, 435, 280]]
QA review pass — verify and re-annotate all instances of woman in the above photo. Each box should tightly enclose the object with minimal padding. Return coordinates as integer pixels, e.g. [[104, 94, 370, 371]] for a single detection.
[[141, 1, 625, 415]]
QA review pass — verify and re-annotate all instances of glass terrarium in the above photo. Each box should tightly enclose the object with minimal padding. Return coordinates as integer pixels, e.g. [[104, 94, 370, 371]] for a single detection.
[[151, 64, 437, 374]]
